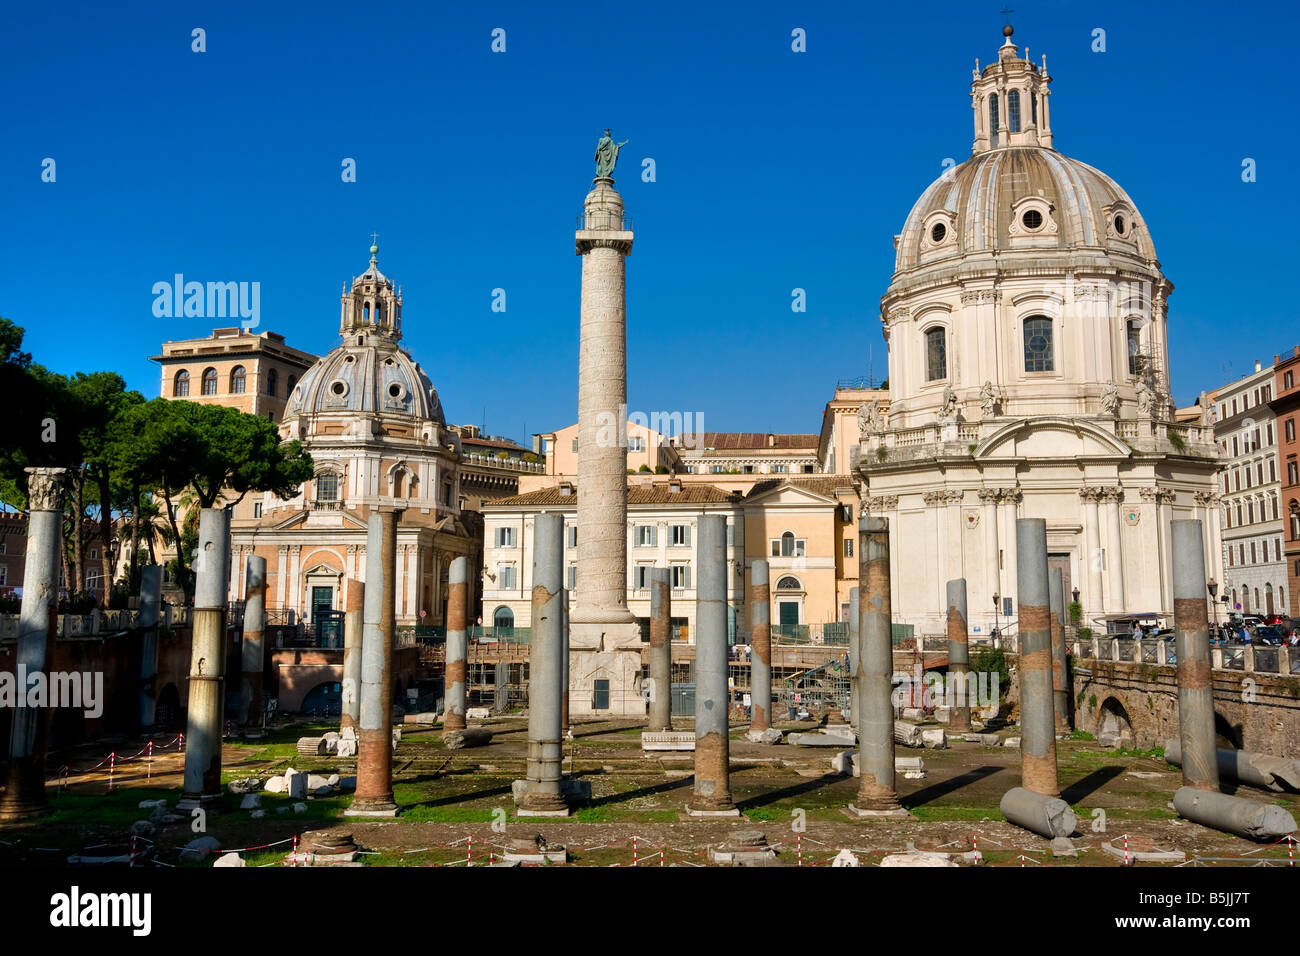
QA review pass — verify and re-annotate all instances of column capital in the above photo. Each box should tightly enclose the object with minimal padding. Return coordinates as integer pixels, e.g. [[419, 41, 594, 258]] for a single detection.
[[1078, 487, 1104, 502], [23, 467, 67, 512], [1099, 486, 1125, 503]]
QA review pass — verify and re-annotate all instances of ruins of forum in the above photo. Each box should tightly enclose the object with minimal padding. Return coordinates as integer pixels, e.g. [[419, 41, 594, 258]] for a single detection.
[[890, 666, 1000, 717], [595, 406, 705, 448]]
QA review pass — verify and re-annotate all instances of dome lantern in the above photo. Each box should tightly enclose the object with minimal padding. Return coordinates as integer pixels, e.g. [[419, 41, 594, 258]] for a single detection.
[[971, 23, 1053, 153], [338, 236, 403, 343]]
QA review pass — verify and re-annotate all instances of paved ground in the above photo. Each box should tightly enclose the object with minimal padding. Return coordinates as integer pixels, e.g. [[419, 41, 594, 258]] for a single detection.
[[1, 716, 1297, 867]]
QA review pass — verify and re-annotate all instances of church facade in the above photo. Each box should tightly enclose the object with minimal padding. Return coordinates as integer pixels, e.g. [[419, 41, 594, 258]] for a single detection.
[[227, 244, 478, 627], [856, 26, 1222, 637]]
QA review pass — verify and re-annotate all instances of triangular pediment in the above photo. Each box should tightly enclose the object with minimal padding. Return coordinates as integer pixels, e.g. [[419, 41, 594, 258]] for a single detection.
[[744, 482, 841, 507]]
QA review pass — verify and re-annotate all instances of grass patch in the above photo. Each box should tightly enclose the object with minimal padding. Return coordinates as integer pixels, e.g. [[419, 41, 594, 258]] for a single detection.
[[907, 805, 1003, 822]]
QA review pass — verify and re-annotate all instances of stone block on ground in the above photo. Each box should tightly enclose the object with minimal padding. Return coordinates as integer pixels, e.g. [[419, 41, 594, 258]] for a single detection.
[[832, 849, 861, 867], [466, 706, 491, 720], [1004, 737, 1021, 750], [227, 778, 262, 794], [239, 794, 261, 810], [744, 727, 784, 744], [213, 852, 246, 868], [264, 775, 285, 793], [831, 751, 925, 779], [901, 708, 925, 721], [879, 852, 956, 867], [920, 728, 947, 750], [292, 802, 308, 814], [296, 736, 327, 756], [443, 728, 493, 750], [179, 836, 222, 864], [284, 768, 308, 800], [336, 738, 357, 758], [894, 722, 924, 747], [788, 732, 852, 747]]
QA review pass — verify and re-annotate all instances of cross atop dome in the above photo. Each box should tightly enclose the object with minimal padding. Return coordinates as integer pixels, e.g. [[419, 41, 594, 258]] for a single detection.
[[970, 20, 1053, 153]]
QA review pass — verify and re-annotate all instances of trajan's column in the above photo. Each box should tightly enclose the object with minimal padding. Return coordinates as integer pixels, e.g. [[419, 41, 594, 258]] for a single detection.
[[569, 130, 646, 717]]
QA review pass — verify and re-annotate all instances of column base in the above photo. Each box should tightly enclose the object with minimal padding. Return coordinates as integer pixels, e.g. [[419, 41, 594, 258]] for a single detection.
[[344, 804, 400, 818], [568, 622, 647, 717], [176, 793, 224, 811], [685, 804, 741, 818]]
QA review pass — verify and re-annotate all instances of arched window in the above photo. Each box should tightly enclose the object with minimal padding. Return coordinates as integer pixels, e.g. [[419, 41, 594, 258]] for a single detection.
[[1031, 91, 1038, 126], [1126, 321, 1142, 375], [781, 531, 795, 557], [201, 367, 218, 395], [363, 303, 371, 322], [1290, 504, 1300, 540], [230, 365, 246, 394], [286, 374, 297, 398], [988, 94, 999, 147], [776, 576, 802, 590], [1007, 90, 1021, 133], [316, 473, 339, 501], [925, 327, 947, 381], [266, 368, 278, 397], [173, 369, 190, 397], [493, 606, 515, 631], [1023, 316, 1055, 372]]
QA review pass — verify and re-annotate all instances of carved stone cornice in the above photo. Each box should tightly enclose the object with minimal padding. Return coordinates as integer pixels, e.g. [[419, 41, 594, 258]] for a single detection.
[[1073, 284, 1108, 302], [576, 237, 633, 255], [959, 289, 999, 305], [24, 467, 67, 512]]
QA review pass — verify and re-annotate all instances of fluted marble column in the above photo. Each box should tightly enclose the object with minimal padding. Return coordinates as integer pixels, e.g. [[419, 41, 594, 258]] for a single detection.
[[1102, 488, 1126, 614], [1080, 488, 1104, 622]]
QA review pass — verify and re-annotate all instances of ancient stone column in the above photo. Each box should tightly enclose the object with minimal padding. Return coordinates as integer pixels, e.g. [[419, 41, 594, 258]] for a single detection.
[[848, 585, 860, 730], [180, 508, 231, 807], [348, 510, 398, 816], [851, 517, 907, 816], [137, 565, 163, 732], [0, 467, 65, 820], [340, 578, 363, 733], [946, 578, 971, 733], [443, 556, 468, 732], [240, 555, 267, 730], [1015, 518, 1059, 797], [747, 559, 772, 738], [516, 512, 567, 814], [646, 567, 672, 731], [1048, 566, 1070, 733], [1171, 519, 1218, 793], [569, 173, 644, 716], [689, 515, 737, 815]]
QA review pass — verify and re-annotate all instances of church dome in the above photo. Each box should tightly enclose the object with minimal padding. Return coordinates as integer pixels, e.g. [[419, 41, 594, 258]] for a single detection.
[[287, 340, 445, 424], [893, 147, 1157, 275], [284, 241, 446, 425]]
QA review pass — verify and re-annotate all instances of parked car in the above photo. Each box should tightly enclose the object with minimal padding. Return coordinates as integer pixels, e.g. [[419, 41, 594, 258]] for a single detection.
[[1254, 625, 1285, 646]]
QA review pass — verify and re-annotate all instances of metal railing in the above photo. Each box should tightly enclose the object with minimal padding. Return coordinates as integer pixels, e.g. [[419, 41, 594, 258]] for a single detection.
[[576, 213, 633, 231], [1070, 635, 1300, 675]]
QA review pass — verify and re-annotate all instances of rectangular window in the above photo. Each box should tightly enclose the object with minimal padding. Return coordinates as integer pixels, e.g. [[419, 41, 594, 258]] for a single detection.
[[1271, 460, 1277, 483], [1289, 461, 1298, 485], [1286, 371, 1294, 390], [89, 549, 98, 560], [1233, 399, 1239, 417], [1228, 547, 1234, 567], [634, 564, 651, 589], [770, 539, 780, 557], [571, 438, 579, 453], [1127, 321, 1142, 375], [497, 564, 516, 590], [771, 464, 788, 474], [710, 465, 725, 474], [670, 524, 690, 546], [726, 521, 735, 547], [567, 525, 577, 548], [1023, 318, 1055, 372], [567, 565, 576, 590], [1268, 423, 1275, 446], [742, 464, 755, 474], [628, 436, 645, 452], [495, 527, 516, 548], [1288, 419, 1296, 442], [0, 542, 6, 554], [1263, 540, 1270, 562], [593, 679, 610, 711], [802, 464, 815, 473], [253, 502, 262, 518], [671, 564, 691, 589], [925, 327, 947, 381], [0, 565, 6, 586], [1257, 463, 1264, 485], [1251, 542, 1257, 563], [844, 537, 854, 558], [1233, 437, 1239, 457], [635, 524, 657, 547]]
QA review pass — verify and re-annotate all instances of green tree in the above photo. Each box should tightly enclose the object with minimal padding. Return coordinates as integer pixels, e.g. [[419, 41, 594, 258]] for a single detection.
[[115, 399, 313, 599]]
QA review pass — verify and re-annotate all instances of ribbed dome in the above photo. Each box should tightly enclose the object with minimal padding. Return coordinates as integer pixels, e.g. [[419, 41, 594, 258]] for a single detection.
[[287, 340, 445, 424], [893, 147, 1156, 275]]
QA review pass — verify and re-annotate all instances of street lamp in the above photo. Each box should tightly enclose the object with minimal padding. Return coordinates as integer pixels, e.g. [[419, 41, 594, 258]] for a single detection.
[[993, 592, 1000, 645]]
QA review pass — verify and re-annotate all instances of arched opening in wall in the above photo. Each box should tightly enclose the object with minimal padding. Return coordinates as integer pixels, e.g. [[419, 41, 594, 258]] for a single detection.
[[201, 367, 218, 396], [988, 93, 999, 147], [393, 470, 405, 498], [266, 367, 278, 397], [155, 683, 181, 730], [174, 369, 190, 397], [493, 606, 515, 634], [1095, 696, 1134, 749], [301, 681, 342, 718], [1007, 89, 1021, 132], [1214, 711, 1243, 750]]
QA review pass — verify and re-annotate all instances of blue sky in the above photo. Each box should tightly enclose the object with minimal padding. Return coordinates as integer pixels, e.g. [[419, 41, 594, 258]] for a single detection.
[[3, 0, 1296, 443]]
